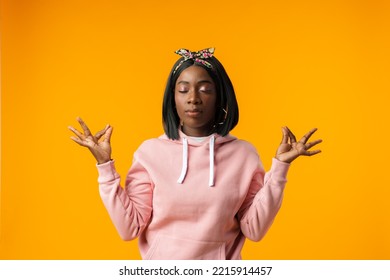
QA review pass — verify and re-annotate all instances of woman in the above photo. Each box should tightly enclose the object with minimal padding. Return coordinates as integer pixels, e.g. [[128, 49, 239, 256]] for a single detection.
[[69, 48, 322, 259]]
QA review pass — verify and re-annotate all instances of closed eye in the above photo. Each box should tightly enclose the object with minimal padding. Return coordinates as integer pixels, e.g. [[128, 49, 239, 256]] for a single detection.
[[199, 87, 215, 94]]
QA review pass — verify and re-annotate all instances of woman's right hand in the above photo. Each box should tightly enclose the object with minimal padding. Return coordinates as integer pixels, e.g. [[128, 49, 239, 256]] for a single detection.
[[68, 117, 113, 164]]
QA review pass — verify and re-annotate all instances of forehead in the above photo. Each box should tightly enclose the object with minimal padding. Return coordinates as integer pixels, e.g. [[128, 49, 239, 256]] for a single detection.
[[176, 65, 214, 84]]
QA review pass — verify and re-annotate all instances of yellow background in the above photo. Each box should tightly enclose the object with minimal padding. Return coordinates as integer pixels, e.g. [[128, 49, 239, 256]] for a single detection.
[[1, 0, 389, 259]]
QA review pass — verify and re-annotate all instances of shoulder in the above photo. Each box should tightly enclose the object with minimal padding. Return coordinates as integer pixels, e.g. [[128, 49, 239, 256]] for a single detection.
[[220, 136, 264, 172], [219, 135, 261, 163], [224, 135, 258, 154], [135, 134, 175, 155]]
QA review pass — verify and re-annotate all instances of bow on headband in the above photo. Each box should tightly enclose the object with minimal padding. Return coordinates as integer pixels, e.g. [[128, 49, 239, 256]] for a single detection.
[[173, 47, 215, 74]]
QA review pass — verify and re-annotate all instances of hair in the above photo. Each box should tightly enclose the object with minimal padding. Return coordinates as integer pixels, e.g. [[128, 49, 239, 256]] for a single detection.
[[162, 54, 239, 140]]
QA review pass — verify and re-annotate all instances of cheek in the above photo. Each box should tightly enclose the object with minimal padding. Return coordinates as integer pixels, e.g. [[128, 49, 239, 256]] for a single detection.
[[206, 95, 217, 113], [174, 93, 179, 106], [174, 91, 183, 104], [174, 95, 184, 115]]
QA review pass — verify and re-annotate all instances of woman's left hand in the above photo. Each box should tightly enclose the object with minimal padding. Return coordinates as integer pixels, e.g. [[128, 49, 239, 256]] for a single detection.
[[275, 127, 322, 163]]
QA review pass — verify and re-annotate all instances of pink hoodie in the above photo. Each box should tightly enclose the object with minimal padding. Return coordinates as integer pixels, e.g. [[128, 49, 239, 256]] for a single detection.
[[97, 131, 290, 259]]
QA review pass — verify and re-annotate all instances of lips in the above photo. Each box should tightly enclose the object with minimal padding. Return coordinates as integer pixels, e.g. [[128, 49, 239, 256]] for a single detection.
[[185, 109, 202, 117]]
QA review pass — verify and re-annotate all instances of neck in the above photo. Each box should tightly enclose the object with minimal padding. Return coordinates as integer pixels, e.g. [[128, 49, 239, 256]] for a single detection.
[[181, 125, 215, 137]]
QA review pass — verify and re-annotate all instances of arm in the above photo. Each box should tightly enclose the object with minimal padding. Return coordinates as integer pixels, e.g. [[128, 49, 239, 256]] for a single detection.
[[238, 158, 290, 242], [68, 117, 153, 240], [97, 159, 153, 241], [238, 127, 322, 241]]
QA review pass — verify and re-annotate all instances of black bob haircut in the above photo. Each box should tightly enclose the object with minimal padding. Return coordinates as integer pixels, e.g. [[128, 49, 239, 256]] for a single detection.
[[162, 54, 239, 140]]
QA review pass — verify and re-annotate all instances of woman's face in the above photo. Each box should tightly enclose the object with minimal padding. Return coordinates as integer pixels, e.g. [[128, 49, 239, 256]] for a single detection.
[[174, 65, 217, 137]]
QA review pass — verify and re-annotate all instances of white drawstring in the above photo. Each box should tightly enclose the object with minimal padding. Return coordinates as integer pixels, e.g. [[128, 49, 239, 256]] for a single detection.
[[209, 135, 215, 187], [177, 137, 188, 184], [177, 136, 215, 187]]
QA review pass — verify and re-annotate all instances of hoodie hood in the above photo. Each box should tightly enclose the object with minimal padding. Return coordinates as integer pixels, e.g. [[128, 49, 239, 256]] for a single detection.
[[159, 130, 237, 187]]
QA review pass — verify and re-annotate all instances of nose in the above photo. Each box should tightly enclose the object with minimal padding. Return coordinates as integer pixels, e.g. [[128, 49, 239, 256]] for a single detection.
[[187, 90, 201, 104]]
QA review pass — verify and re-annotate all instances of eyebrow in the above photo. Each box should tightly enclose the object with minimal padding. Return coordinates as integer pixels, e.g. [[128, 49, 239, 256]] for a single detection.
[[177, 80, 213, 85]]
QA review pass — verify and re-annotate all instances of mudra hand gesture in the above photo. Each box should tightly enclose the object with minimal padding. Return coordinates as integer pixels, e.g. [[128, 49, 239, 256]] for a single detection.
[[69, 118, 321, 165], [68, 117, 113, 164], [275, 126, 322, 163]]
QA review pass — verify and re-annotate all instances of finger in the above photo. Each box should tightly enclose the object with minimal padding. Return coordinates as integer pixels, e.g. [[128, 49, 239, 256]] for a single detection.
[[280, 127, 289, 144], [103, 126, 113, 143], [95, 125, 110, 140], [70, 136, 88, 147], [299, 128, 318, 144], [305, 139, 323, 150], [303, 149, 322, 156], [77, 117, 92, 136], [286, 126, 297, 143], [68, 125, 85, 140]]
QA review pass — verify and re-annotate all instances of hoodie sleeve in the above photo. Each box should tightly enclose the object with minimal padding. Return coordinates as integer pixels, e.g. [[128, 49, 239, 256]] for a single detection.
[[97, 159, 153, 241], [238, 158, 290, 242]]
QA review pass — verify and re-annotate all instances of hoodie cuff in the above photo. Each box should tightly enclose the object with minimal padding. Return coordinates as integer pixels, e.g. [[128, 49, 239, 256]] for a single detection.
[[96, 160, 119, 183], [270, 158, 290, 181]]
